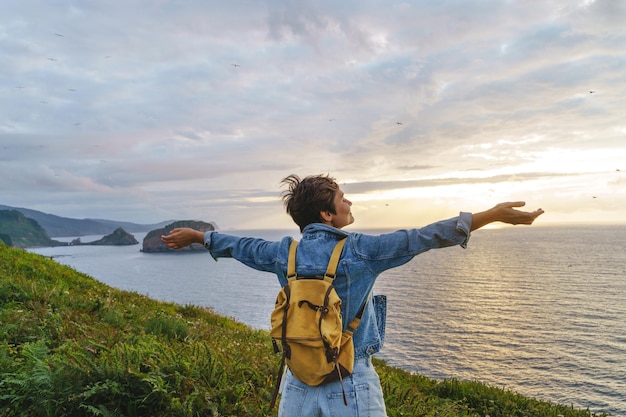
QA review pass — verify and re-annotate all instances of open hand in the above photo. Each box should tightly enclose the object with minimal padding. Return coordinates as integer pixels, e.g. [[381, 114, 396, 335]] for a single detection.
[[471, 202, 544, 231], [493, 201, 544, 225], [160, 227, 205, 249]]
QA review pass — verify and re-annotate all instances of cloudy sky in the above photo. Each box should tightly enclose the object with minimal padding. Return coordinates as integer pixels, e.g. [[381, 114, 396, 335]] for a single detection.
[[2, 0, 625, 230]]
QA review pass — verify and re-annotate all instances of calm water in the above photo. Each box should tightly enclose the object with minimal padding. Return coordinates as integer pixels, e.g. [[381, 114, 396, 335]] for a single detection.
[[29, 225, 626, 416]]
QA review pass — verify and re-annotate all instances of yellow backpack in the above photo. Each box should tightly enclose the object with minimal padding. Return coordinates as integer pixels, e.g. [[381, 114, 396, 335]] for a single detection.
[[270, 238, 366, 408]]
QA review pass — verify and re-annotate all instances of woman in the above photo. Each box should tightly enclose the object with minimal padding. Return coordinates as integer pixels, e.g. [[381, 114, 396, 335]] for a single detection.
[[161, 173, 544, 417]]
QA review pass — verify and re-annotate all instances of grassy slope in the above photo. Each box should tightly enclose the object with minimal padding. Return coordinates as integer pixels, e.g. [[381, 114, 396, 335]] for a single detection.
[[0, 245, 608, 417]]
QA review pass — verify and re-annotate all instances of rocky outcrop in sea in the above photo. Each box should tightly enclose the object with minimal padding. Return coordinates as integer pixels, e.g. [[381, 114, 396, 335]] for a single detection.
[[70, 227, 139, 246], [142, 220, 216, 253]]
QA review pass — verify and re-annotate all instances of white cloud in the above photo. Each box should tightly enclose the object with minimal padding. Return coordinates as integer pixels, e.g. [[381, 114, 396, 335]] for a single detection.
[[1, 0, 625, 227]]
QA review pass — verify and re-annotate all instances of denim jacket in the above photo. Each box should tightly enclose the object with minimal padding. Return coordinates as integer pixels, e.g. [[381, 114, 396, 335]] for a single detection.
[[204, 212, 472, 359]]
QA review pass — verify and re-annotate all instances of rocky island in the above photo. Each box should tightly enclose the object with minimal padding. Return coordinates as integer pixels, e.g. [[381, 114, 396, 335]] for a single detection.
[[142, 220, 216, 253], [70, 227, 139, 246]]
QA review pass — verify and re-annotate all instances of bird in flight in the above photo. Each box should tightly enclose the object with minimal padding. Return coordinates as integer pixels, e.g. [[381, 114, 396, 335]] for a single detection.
[[54, 33, 64, 37], [396, 122, 403, 125], [232, 63, 240, 67], [589, 91, 595, 94], [48, 58, 57, 61]]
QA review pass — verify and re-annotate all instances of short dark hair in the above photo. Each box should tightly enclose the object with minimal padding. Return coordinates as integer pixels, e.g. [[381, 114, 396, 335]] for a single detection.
[[281, 174, 338, 232]]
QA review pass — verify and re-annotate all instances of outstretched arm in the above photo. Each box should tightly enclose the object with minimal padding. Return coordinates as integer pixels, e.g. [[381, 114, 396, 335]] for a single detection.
[[161, 227, 205, 250], [471, 202, 544, 231]]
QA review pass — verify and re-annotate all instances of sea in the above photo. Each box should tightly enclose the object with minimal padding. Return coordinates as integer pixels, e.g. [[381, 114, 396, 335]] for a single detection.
[[28, 225, 626, 416]]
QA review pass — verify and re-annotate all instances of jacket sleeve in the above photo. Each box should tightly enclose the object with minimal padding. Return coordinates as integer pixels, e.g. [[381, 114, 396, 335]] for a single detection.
[[203, 231, 289, 274], [351, 212, 472, 275]]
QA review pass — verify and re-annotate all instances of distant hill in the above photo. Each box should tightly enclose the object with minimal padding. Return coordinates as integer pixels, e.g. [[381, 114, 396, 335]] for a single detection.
[[0, 210, 66, 248], [0, 205, 174, 237]]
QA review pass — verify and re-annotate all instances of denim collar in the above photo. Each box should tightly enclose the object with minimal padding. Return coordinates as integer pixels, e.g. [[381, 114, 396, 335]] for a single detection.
[[301, 223, 351, 239]]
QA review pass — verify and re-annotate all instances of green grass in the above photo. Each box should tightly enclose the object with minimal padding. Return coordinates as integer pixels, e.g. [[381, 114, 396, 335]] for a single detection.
[[0, 244, 610, 416]]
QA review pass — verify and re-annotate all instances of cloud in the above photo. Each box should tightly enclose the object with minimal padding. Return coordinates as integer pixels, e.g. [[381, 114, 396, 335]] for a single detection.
[[1, 0, 625, 227], [341, 171, 578, 195]]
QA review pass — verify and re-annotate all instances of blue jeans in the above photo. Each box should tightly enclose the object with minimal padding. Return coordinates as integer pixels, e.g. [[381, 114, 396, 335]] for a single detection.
[[278, 357, 387, 417]]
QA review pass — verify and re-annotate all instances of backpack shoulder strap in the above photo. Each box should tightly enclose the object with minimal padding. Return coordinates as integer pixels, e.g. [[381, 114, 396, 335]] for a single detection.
[[287, 239, 298, 280], [323, 237, 367, 338], [324, 238, 347, 280], [346, 296, 368, 334]]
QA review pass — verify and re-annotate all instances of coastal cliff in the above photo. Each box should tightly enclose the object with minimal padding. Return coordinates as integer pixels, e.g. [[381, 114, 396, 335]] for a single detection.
[[1, 244, 603, 416], [0, 209, 66, 248], [142, 220, 215, 253]]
